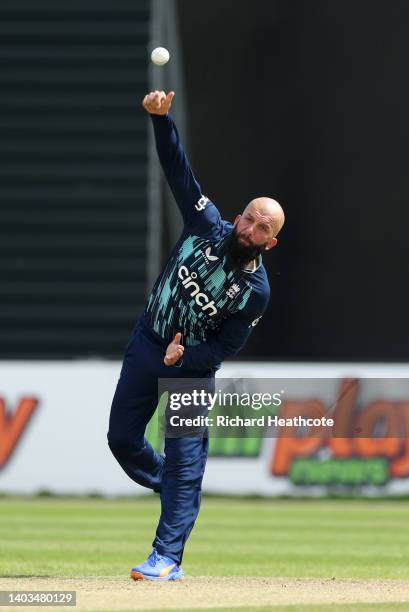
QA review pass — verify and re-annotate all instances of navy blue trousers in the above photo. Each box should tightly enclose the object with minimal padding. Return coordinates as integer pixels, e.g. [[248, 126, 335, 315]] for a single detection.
[[107, 319, 213, 563]]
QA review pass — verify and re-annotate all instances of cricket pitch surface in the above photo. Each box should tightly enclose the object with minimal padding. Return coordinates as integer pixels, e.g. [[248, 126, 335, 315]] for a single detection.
[[1, 577, 409, 611]]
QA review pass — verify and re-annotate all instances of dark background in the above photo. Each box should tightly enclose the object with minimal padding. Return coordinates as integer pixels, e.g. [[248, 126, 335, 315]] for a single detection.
[[0, 0, 150, 357], [177, 0, 409, 360], [0, 0, 408, 360]]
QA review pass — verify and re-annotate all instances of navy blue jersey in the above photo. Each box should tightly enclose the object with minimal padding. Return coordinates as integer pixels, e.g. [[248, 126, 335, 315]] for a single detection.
[[143, 114, 270, 371]]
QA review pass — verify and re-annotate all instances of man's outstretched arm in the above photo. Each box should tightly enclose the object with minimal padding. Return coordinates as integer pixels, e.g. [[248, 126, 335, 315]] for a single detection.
[[143, 90, 210, 227]]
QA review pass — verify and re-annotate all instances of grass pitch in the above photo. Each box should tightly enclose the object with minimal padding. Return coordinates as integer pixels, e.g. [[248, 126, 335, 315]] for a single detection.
[[1, 496, 409, 610]]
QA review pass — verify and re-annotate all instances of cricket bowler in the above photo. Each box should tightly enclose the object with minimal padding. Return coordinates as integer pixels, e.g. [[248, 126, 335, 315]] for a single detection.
[[107, 90, 285, 581]]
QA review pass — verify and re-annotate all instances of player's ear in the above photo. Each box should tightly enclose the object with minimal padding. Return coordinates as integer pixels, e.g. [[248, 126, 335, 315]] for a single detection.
[[265, 237, 278, 251], [233, 214, 241, 226]]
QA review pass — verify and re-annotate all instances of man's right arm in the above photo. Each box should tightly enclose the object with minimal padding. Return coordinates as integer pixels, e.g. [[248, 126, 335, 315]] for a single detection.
[[143, 90, 219, 230]]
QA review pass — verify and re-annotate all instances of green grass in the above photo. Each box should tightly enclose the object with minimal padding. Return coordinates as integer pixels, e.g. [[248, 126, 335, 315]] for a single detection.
[[0, 497, 408, 579]]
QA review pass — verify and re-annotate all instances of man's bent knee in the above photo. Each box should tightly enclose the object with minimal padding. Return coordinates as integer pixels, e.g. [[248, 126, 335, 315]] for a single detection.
[[107, 432, 144, 455]]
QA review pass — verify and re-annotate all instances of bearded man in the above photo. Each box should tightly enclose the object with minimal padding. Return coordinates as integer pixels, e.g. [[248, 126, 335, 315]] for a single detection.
[[108, 90, 285, 581]]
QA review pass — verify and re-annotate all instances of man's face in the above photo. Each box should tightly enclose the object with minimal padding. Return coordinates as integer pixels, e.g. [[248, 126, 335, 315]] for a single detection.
[[225, 200, 281, 271], [224, 226, 267, 272], [234, 207, 277, 250]]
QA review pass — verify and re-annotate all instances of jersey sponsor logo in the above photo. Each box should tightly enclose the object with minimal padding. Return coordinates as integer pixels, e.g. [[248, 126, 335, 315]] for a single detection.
[[202, 246, 219, 264], [178, 265, 217, 316], [195, 195, 209, 211], [226, 283, 240, 299], [249, 316, 262, 327]]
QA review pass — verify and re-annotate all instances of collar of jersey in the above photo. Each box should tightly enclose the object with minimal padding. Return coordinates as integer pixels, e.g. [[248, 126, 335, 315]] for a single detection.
[[243, 254, 262, 274]]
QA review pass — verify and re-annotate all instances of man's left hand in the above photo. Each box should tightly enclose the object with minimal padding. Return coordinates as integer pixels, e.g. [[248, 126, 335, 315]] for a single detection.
[[164, 332, 184, 366]]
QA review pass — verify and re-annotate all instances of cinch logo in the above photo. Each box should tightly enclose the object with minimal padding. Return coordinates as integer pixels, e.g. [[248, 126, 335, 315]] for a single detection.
[[0, 396, 39, 469], [270, 379, 409, 486], [178, 265, 217, 316], [195, 196, 209, 211]]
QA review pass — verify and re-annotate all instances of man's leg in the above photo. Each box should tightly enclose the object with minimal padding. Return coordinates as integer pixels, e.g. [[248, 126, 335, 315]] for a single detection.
[[152, 434, 209, 563], [107, 329, 164, 492]]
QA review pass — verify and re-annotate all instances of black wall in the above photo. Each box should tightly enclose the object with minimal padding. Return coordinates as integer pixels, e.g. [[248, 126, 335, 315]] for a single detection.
[[0, 0, 150, 358], [177, 0, 409, 360]]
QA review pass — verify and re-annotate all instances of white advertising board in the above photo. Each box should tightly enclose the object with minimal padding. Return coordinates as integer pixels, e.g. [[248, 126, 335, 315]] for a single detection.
[[1, 361, 409, 496]]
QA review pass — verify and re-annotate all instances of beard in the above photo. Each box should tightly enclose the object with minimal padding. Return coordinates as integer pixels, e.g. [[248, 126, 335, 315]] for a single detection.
[[224, 227, 266, 272]]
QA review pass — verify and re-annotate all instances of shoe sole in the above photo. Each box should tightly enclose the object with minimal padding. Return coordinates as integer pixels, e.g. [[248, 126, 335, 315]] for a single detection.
[[130, 570, 183, 582]]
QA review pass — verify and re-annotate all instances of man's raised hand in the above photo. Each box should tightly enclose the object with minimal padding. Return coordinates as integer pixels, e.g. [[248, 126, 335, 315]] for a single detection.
[[143, 90, 175, 115], [164, 332, 184, 366]]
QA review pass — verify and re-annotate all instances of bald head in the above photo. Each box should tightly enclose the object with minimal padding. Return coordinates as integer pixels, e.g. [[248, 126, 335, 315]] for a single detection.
[[242, 197, 285, 238], [227, 196, 284, 269]]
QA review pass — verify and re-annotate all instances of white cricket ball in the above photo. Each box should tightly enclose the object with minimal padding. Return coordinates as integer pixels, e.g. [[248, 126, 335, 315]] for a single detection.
[[151, 47, 170, 66]]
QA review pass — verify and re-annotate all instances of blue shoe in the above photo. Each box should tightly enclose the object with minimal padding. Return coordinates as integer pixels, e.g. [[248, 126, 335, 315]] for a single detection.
[[130, 549, 184, 581]]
